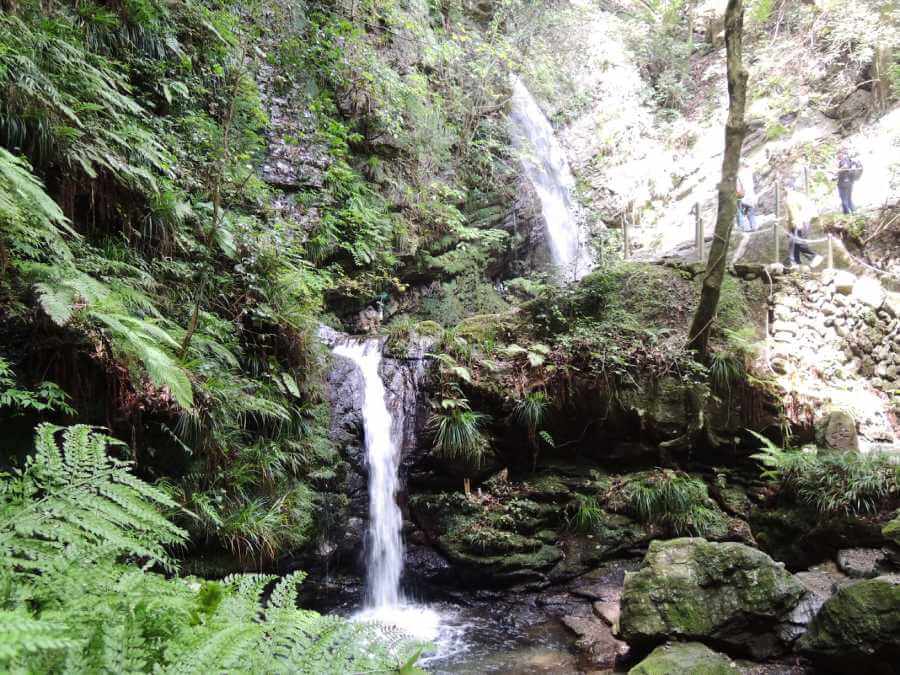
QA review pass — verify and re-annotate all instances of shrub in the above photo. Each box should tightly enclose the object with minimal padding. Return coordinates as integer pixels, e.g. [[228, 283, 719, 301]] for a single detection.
[[0, 425, 418, 673], [608, 470, 727, 537], [752, 433, 899, 516], [427, 398, 491, 468], [569, 494, 604, 534]]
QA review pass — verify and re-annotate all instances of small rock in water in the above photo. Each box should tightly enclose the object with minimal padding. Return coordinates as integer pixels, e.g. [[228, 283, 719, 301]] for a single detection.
[[593, 598, 621, 628], [836, 547, 889, 579], [561, 615, 628, 669]]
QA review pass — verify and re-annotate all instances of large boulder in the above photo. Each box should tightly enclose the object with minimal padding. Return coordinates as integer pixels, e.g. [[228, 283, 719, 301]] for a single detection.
[[619, 538, 805, 659], [628, 642, 736, 675], [799, 575, 900, 673]]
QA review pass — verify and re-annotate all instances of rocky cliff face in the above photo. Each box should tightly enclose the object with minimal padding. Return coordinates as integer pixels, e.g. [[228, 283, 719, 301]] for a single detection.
[[314, 329, 432, 575]]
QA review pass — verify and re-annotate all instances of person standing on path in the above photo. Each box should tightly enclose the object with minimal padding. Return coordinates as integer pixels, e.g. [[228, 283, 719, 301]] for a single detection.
[[835, 148, 863, 214], [784, 182, 823, 269], [735, 161, 758, 231]]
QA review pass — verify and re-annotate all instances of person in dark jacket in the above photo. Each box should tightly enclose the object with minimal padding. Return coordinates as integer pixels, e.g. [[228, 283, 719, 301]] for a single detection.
[[835, 149, 862, 214]]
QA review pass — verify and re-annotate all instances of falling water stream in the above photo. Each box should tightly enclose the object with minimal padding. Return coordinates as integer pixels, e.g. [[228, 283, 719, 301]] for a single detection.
[[509, 75, 593, 281], [320, 330, 580, 671], [330, 338, 441, 642]]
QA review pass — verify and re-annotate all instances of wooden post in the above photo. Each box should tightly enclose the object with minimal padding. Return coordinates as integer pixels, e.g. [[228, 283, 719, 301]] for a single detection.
[[827, 234, 834, 270], [693, 202, 704, 263], [622, 210, 631, 260], [774, 183, 780, 263], [803, 166, 809, 195]]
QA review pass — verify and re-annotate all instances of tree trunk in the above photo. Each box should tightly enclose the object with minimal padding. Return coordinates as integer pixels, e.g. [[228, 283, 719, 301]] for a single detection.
[[687, 0, 748, 358]]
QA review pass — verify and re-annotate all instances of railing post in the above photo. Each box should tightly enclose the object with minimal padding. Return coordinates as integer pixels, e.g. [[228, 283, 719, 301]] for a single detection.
[[774, 183, 781, 264], [693, 202, 704, 263], [827, 234, 834, 270], [622, 210, 631, 260]]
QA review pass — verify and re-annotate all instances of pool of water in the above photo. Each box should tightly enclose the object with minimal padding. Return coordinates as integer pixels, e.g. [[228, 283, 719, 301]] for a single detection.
[[358, 600, 582, 674]]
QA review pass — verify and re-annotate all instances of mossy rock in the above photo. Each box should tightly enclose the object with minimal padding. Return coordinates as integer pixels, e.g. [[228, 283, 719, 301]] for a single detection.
[[454, 525, 542, 556], [455, 312, 516, 343], [619, 538, 804, 659], [437, 532, 563, 584], [799, 575, 900, 672], [750, 503, 887, 569], [714, 485, 752, 519], [525, 474, 572, 500], [629, 642, 736, 675], [614, 377, 711, 443], [883, 513, 900, 547], [549, 513, 651, 582]]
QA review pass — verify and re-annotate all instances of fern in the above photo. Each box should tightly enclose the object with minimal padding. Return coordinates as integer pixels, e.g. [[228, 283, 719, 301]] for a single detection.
[[0, 424, 187, 575], [751, 432, 899, 516], [24, 262, 195, 409], [609, 470, 727, 537], [0, 610, 78, 663], [0, 425, 421, 673]]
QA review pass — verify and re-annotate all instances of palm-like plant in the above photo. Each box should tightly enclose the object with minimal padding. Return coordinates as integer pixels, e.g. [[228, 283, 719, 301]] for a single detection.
[[512, 390, 551, 471], [427, 394, 491, 469]]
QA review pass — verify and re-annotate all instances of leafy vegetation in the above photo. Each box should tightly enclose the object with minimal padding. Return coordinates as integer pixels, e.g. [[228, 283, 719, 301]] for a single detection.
[[752, 433, 900, 516], [0, 0, 537, 568], [607, 470, 729, 537], [0, 425, 418, 673], [428, 391, 491, 469]]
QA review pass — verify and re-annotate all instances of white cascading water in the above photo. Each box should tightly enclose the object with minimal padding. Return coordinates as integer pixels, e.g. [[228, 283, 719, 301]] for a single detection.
[[509, 75, 593, 281], [332, 339, 403, 609], [329, 337, 440, 642]]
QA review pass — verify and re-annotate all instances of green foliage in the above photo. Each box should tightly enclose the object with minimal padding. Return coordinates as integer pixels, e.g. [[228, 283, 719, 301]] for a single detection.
[[427, 394, 491, 468], [0, 358, 75, 416], [751, 432, 899, 516], [0, 8, 165, 190], [0, 424, 187, 574], [418, 271, 510, 327], [0, 425, 419, 674], [749, 0, 777, 26], [513, 391, 550, 430], [609, 470, 727, 537], [569, 494, 603, 534], [0, 148, 74, 274], [625, 0, 695, 111]]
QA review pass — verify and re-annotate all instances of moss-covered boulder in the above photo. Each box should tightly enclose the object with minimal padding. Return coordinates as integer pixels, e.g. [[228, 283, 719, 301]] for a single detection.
[[409, 488, 564, 587], [628, 642, 736, 675], [619, 538, 805, 659], [883, 513, 900, 547], [799, 575, 900, 673], [750, 503, 887, 569]]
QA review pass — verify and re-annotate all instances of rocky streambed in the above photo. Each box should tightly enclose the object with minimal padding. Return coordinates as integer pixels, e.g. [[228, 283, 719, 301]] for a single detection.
[[298, 453, 900, 673]]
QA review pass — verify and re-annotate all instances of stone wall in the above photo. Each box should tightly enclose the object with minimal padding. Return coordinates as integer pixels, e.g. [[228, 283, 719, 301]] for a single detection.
[[760, 266, 899, 449]]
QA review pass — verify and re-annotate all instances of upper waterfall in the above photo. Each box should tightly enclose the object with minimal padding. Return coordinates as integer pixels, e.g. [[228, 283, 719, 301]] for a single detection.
[[509, 75, 593, 281]]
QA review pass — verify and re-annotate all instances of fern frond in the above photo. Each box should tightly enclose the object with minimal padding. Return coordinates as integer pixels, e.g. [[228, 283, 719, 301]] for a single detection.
[[0, 424, 187, 576]]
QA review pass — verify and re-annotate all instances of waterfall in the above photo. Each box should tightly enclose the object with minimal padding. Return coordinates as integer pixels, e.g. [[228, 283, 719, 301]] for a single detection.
[[509, 75, 593, 280], [320, 326, 441, 642], [331, 339, 404, 609]]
